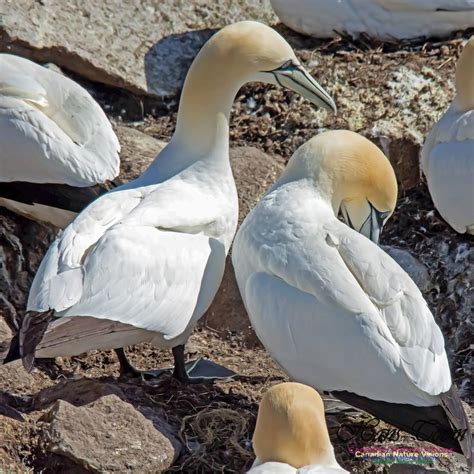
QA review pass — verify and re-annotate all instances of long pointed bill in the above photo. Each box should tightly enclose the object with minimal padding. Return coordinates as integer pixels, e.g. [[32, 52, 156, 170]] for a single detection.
[[271, 64, 337, 113], [358, 206, 390, 244], [341, 202, 390, 244]]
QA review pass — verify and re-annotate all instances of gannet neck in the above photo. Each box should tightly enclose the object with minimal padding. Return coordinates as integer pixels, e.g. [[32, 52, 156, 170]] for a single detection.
[[173, 64, 240, 159], [454, 37, 474, 112]]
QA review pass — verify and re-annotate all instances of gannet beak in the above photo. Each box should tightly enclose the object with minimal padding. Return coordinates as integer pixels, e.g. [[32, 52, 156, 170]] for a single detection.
[[341, 202, 389, 244], [265, 61, 337, 113]]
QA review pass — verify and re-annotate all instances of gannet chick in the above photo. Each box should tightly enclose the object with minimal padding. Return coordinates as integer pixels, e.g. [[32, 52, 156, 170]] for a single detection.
[[0, 54, 120, 227], [0, 21, 336, 384], [271, 0, 474, 41], [248, 383, 348, 473], [421, 37, 474, 234], [232, 130, 472, 462]]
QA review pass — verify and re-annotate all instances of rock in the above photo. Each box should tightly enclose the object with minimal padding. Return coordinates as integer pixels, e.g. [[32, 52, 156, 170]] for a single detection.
[[203, 147, 284, 346], [41, 394, 181, 473], [32, 379, 125, 410], [0, 211, 56, 329], [383, 246, 432, 292], [369, 120, 423, 190], [0, 1, 277, 98], [230, 146, 285, 223], [114, 125, 167, 182]]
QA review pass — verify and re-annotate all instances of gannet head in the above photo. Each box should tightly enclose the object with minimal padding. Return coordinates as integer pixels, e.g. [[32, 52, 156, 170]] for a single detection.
[[283, 130, 397, 243], [252, 382, 340, 469], [455, 37, 474, 111], [190, 21, 336, 113]]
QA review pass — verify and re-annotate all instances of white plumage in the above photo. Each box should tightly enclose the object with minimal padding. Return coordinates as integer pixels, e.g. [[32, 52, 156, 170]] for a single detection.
[[21, 22, 336, 374], [271, 0, 474, 40], [421, 37, 474, 234], [0, 54, 120, 226], [233, 130, 452, 409], [0, 54, 120, 186]]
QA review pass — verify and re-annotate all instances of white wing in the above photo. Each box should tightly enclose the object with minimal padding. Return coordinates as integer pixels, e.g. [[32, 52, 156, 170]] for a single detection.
[[27, 178, 228, 339], [421, 107, 474, 233], [0, 54, 120, 186], [376, 0, 474, 12], [236, 208, 451, 406], [270, 0, 474, 39]]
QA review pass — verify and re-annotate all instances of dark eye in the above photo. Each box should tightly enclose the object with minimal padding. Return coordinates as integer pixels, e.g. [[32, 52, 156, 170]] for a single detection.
[[278, 59, 296, 70]]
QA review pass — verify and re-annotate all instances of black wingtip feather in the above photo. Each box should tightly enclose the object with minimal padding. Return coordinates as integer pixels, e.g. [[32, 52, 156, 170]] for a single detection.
[[332, 390, 467, 456]]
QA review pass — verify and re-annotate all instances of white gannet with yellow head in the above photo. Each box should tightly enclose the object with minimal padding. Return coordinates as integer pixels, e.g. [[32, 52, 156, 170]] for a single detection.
[[0, 21, 336, 383], [248, 382, 348, 473], [233, 130, 472, 461], [271, 0, 474, 41], [0, 54, 120, 227], [421, 37, 474, 234]]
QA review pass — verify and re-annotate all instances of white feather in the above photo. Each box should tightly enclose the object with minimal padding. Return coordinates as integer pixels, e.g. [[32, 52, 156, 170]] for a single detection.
[[421, 106, 474, 234], [0, 54, 120, 186], [271, 0, 474, 40], [233, 181, 452, 408]]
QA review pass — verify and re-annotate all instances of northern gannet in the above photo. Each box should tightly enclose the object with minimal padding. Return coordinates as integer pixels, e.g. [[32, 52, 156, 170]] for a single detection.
[[248, 383, 348, 473], [232, 130, 472, 460], [271, 0, 474, 40], [421, 37, 474, 234], [0, 21, 336, 383], [0, 54, 120, 228]]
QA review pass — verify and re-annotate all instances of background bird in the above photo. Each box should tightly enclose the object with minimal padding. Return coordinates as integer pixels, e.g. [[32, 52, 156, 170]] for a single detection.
[[0, 54, 120, 228], [232, 130, 472, 463], [248, 382, 348, 473], [271, 0, 474, 40], [421, 37, 474, 234]]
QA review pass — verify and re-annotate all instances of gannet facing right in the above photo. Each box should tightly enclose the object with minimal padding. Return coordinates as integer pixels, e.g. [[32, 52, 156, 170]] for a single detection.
[[248, 383, 348, 473], [421, 37, 474, 234], [0, 54, 120, 228], [271, 0, 474, 40], [0, 21, 336, 384], [232, 130, 472, 462]]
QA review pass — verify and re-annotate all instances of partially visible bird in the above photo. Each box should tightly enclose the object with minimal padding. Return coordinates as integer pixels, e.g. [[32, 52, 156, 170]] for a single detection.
[[421, 37, 474, 234], [248, 382, 348, 473], [233, 130, 472, 464], [0, 21, 336, 384], [0, 54, 120, 227], [271, 0, 474, 40]]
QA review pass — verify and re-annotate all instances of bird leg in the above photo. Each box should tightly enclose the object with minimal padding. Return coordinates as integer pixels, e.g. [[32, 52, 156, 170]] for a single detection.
[[115, 345, 237, 384]]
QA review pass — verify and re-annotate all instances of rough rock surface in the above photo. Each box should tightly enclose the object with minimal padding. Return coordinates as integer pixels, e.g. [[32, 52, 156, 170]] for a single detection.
[[0, 0, 277, 97], [204, 147, 284, 345], [40, 394, 181, 473]]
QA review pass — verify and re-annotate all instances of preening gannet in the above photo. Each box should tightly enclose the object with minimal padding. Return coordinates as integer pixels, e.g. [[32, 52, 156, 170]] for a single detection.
[[0, 21, 336, 383], [0, 54, 120, 228], [421, 37, 474, 234], [248, 383, 348, 473], [232, 130, 472, 461], [271, 0, 474, 40]]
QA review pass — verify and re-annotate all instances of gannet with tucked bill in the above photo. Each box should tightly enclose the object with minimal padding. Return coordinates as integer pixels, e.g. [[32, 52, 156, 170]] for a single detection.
[[271, 0, 474, 40], [0, 54, 120, 227], [248, 383, 348, 473], [421, 37, 474, 234], [0, 21, 336, 383], [232, 130, 472, 462]]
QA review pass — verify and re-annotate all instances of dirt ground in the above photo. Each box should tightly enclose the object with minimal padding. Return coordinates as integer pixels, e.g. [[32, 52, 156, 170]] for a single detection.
[[0, 27, 473, 473]]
